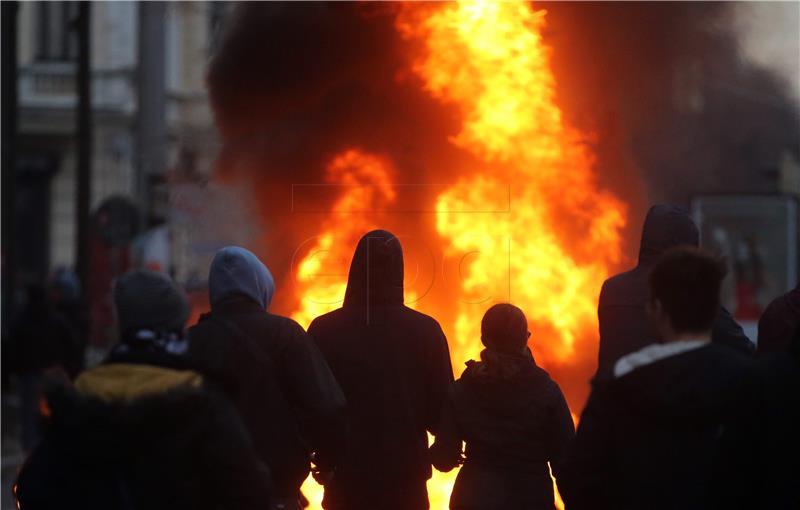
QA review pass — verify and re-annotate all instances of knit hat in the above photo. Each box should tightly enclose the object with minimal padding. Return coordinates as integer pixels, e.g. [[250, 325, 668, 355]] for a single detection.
[[114, 269, 189, 339], [481, 303, 529, 352]]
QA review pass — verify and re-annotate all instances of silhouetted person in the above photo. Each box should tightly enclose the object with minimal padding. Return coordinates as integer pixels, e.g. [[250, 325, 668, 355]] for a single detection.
[[596, 204, 753, 380], [749, 317, 800, 506], [188, 246, 345, 509], [50, 268, 89, 377], [560, 247, 755, 510], [8, 284, 78, 452], [15, 269, 271, 510], [430, 304, 574, 510], [757, 283, 799, 355], [308, 230, 454, 510]]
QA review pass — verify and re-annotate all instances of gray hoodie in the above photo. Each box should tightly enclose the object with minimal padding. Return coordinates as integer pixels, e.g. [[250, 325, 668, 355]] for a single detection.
[[209, 247, 275, 309]]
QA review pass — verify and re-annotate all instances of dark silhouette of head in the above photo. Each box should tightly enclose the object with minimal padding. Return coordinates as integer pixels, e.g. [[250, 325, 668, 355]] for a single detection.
[[638, 204, 700, 266], [114, 269, 189, 341], [344, 230, 404, 308], [481, 303, 529, 353], [649, 247, 726, 337]]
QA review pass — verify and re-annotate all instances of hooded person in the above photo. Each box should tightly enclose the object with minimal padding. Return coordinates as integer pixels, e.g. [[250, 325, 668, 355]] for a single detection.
[[430, 304, 574, 510], [49, 267, 89, 376], [187, 246, 346, 509], [14, 269, 271, 510], [560, 248, 756, 510], [307, 230, 454, 510], [7, 284, 78, 452], [595, 204, 753, 380]]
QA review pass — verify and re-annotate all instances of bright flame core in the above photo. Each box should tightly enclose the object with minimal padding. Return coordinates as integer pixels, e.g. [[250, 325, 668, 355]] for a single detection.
[[398, 0, 625, 369], [294, 2, 626, 509]]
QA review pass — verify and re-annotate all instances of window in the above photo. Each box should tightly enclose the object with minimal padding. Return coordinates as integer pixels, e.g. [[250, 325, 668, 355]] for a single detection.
[[36, 2, 79, 62]]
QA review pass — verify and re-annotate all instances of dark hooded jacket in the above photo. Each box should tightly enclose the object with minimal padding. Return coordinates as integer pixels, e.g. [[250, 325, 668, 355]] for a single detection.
[[14, 351, 271, 510], [307, 230, 454, 510], [560, 342, 756, 510], [757, 284, 800, 355], [596, 205, 753, 380], [430, 348, 574, 510], [747, 331, 800, 509], [187, 247, 346, 498]]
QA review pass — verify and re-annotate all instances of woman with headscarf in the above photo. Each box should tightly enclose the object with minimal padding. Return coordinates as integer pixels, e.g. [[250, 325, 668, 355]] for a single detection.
[[430, 304, 574, 510], [187, 246, 346, 510], [15, 269, 271, 510]]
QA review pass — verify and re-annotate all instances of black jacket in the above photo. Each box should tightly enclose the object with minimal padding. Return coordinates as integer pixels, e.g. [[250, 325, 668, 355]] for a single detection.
[[596, 205, 753, 380], [757, 284, 800, 355], [560, 343, 755, 510], [187, 299, 346, 497], [14, 354, 271, 510], [9, 294, 80, 377], [431, 348, 574, 510], [748, 350, 800, 508], [307, 230, 454, 510]]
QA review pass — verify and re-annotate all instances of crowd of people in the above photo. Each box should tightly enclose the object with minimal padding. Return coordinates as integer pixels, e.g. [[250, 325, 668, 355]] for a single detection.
[[8, 205, 800, 510]]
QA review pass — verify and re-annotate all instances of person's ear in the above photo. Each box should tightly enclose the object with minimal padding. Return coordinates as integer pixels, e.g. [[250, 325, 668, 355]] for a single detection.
[[647, 298, 662, 321]]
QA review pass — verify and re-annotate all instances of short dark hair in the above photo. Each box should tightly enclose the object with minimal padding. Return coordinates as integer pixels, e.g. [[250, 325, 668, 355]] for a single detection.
[[649, 247, 727, 333]]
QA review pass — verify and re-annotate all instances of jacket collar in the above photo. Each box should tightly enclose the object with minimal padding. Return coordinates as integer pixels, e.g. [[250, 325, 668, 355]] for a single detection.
[[614, 339, 708, 378], [210, 296, 265, 316], [75, 363, 202, 402]]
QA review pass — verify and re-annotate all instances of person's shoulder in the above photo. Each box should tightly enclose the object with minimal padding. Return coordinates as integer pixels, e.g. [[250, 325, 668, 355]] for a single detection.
[[261, 312, 314, 341], [187, 313, 225, 338], [400, 306, 445, 332], [687, 343, 753, 386], [266, 311, 304, 329], [601, 267, 640, 293], [306, 307, 346, 334], [521, 364, 565, 403], [605, 266, 638, 284], [598, 267, 648, 309], [704, 341, 752, 364]]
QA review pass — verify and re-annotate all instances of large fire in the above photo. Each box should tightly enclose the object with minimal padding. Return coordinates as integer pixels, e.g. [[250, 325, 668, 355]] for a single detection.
[[291, 1, 625, 509]]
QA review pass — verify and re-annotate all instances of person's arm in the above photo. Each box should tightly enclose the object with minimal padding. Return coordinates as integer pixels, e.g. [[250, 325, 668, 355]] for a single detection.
[[429, 384, 463, 472], [202, 385, 273, 509], [425, 321, 455, 435], [558, 386, 614, 510], [546, 382, 575, 482], [282, 319, 347, 473]]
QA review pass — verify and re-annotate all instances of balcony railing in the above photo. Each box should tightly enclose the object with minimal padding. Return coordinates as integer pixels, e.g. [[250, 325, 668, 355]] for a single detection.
[[19, 62, 136, 114]]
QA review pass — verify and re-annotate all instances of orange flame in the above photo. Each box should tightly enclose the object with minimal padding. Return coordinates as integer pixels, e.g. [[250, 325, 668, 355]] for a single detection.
[[398, 0, 625, 370], [295, 2, 625, 509], [291, 148, 397, 328]]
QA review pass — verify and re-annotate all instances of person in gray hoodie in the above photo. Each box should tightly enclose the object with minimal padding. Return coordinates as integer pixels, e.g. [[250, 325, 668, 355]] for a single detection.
[[187, 247, 346, 509]]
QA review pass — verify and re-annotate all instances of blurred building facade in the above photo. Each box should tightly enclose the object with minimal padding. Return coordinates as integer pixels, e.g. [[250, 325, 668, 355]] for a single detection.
[[13, 1, 227, 286]]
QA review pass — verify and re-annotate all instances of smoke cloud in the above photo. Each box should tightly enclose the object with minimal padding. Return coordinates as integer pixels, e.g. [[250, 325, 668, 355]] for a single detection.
[[208, 1, 799, 268]]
